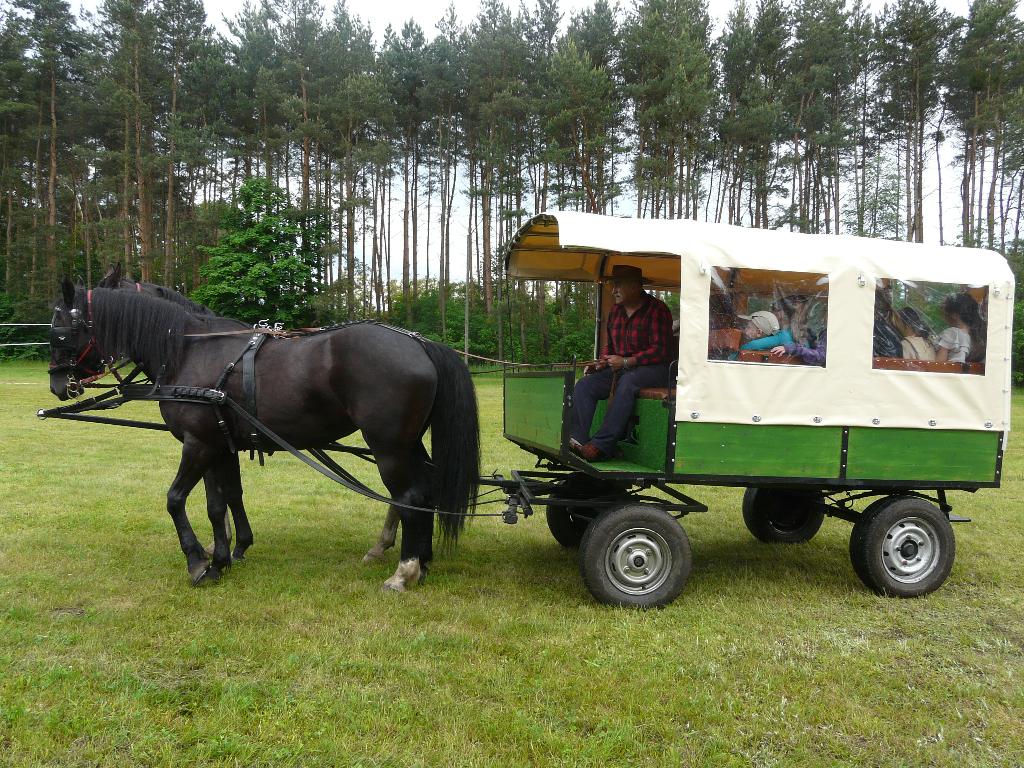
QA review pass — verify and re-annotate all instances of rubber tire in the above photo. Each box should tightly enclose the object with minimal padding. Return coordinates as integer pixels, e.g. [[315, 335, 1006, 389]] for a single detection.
[[545, 473, 620, 548], [849, 496, 955, 597], [578, 504, 692, 608], [848, 495, 900, 588], [546, 507, 590, 548], [742, 487, 825, 543]]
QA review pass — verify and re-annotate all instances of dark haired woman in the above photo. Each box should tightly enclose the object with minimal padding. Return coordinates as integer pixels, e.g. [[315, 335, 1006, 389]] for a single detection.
[[935, 293, 986, 363]]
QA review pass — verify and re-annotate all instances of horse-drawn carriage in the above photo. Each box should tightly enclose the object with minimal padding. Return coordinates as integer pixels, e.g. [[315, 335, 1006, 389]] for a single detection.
[[40, 212, 1013, 608], [498, 212, 1013, 607]]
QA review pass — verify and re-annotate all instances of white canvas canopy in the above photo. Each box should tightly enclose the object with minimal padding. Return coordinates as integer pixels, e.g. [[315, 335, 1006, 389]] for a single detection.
[[505, 211, 1015, 433]]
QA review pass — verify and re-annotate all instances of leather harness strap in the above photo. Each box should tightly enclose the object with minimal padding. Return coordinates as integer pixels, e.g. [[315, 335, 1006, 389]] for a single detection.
[[241, 333, 269, 463]]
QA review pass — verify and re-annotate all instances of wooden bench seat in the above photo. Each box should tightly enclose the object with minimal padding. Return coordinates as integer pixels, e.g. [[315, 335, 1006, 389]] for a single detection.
[[637, 387, 673, 400], [873, 357, 985, 375], [708, 327, 743, 353], [735, 350, 805, 365]]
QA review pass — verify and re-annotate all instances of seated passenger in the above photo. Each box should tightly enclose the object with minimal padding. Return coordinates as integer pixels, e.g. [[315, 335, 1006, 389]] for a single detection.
[[774, 294, 811, 345], [892, 307, 936, 361], [936, 293, 985, 363], [770, 329, 827, 366], [569, 264, 674, 463], [738, 310, 792, 351]]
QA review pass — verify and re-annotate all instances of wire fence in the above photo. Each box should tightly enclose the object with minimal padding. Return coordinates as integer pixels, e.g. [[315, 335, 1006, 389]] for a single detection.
[[0, 322, 49, 348]]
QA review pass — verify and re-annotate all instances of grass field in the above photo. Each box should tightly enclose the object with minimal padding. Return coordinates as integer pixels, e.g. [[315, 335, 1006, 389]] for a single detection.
[[1, 359, 1022, 767]]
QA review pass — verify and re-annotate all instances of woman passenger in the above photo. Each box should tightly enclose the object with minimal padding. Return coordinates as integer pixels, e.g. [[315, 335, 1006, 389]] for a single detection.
[[935, 293, 986, 363]]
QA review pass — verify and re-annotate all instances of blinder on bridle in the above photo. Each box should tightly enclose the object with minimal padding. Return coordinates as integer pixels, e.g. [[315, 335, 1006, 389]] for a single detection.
[[49, 297, 103, 397]]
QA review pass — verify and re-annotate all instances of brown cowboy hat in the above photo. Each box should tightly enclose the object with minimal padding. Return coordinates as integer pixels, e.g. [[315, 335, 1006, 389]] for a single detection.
[[609, 264, 643, 283]]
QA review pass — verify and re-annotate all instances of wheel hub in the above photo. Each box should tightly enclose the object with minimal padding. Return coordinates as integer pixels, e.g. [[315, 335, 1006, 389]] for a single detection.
[[881, 517, 940, 584], [605, 528, 672, 594]]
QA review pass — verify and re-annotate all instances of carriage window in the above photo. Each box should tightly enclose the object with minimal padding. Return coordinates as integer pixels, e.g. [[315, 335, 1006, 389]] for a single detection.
[[708, 268, 829, 367], [872, 280, 987, 375]]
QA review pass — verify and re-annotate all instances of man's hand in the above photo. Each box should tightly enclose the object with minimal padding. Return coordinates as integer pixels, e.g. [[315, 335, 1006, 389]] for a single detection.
[[606, 355, 626, 371], [769, 346, 787, 357]]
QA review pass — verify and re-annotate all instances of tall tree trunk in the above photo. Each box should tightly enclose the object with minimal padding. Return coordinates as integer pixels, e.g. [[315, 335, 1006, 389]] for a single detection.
[[4, 191, 12, 291], [987, 116, 1000, 249], [481, 161, 492, 314], [346, 151, 355, 319], [438, 148, 447, 341], [412, 137, 419, 301], [164, 63, 178, 285], [46, 67, 58, 283], [904, 127, 912, 242], [31, 104, 42, 298], [300, 70, 310, 211], [122, 113, 132, 270], [134, 43, 152, 280], [465, 186, 472, 364], [80, 176, 92, 286], [402, 143, 410, 324]]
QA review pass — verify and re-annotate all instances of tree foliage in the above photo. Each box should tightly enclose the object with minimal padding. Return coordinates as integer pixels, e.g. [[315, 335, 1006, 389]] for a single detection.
[[191, 177, 316, 326], [0, 0, 1022, 373]]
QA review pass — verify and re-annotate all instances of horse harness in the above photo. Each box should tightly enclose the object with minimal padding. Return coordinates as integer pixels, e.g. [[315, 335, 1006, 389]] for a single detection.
[[211, 320, 431, 465], [211, 331, 269, 462], [38, 320, 459, 516]]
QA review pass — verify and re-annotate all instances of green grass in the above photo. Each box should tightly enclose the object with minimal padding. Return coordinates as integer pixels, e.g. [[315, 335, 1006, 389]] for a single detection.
[[1, 359, 1022, 767]]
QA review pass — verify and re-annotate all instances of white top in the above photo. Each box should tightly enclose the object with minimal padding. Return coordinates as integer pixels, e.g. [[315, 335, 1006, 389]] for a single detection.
[[938, 327, 971, 363]]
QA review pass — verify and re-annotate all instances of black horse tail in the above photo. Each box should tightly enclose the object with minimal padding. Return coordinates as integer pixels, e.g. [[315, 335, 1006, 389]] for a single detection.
[[423, 340, 480, 546]]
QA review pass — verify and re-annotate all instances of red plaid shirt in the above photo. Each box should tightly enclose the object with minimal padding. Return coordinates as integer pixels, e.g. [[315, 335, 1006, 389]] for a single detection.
[[601, 292, 674, 366]]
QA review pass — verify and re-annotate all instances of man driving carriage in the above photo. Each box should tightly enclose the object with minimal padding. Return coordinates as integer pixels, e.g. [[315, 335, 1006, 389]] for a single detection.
[[570, 264, 674, 462]]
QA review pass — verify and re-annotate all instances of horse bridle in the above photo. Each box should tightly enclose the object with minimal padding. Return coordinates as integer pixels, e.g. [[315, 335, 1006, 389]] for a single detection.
[[49, 290, 105, 397]]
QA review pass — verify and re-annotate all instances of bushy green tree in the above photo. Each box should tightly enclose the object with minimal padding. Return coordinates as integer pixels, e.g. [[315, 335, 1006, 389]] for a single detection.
[[191, 178, 314, 326]]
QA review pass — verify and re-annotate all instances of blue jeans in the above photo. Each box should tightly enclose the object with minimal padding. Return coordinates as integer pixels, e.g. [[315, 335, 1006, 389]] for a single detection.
[[570, 364, 671, 455]]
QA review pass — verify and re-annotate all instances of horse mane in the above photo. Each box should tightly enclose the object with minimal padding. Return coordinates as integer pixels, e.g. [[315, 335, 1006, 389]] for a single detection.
[[150, 284, 217, 317], [88, 288, 189, 376]]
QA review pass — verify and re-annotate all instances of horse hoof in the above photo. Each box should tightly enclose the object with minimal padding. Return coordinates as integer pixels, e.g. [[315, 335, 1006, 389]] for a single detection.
[[363, 549, 385, 564], [190, 562, 220, 587], [232, 551, 246, 563], [381, 578, 406, 593]]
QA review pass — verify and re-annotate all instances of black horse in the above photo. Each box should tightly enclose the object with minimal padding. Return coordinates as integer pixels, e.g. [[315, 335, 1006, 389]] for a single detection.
[[94, 265, 424, 567], [48, 278, 480, 591]]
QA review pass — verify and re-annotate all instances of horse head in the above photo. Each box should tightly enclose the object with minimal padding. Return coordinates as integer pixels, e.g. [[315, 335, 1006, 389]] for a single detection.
[[48, 277, 105, 400]]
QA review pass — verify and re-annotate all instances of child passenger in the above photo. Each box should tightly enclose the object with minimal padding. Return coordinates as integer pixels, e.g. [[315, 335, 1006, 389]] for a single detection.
[[770, 332, 827, 366], [738, 310, 792, 351]]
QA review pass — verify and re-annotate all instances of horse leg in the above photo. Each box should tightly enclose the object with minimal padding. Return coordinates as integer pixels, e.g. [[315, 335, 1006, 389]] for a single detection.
[[201, 454, 253, 563], [362, 507, 399, 564], [364, 443, 428, 564], [201, 462, 233, 573], [202, 469, 231, 559], [167, 439, 225, 585], [375, 449, 434, 593], [220, 453, 254, 561]]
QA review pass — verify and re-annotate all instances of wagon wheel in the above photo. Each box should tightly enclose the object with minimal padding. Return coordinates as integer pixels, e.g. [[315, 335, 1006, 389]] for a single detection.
[[578, 504, 692, 608], [742, 487, 825, 544], [545, 473, 621, 548], [849, 496, 955, 597]]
